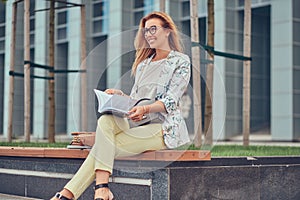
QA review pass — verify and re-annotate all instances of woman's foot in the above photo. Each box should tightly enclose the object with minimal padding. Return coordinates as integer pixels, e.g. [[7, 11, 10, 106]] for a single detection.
[[94, 183, 114, 200], [50, 189, 74, 200]]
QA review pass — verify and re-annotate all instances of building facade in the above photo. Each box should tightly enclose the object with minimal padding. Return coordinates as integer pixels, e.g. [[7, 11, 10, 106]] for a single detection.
[[0, 0, 299, 141]]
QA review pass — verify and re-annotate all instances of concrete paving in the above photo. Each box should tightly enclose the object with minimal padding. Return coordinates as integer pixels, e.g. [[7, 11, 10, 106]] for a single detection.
[[0, 194, 42, 200]]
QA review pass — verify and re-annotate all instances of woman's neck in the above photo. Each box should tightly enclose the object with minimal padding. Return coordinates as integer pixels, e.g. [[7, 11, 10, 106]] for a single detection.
[[153, 49, 171, 61]]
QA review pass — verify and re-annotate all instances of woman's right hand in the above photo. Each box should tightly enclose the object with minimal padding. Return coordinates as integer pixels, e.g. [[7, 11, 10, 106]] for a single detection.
[[104, 88, 124, 96]]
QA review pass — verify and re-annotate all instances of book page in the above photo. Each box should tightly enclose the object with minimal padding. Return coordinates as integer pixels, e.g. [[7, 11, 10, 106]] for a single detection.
[[94, 89, 112, 113]]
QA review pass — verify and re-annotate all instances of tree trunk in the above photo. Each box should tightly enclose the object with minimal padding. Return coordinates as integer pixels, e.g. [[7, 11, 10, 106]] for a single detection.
[[243, 0, 252, 146], [159, 0, 165, 12], [204, 0, 214, 145], [80, 5, 87, 131], [7, 2, 17, 142], [190, 0, 202, 147], [48, 0, 55, 143], [24, 0, 30, 142]]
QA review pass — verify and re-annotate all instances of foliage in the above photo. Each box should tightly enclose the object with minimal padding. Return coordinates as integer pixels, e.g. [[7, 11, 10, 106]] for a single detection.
[[191, 144, 300, 157], [0, 142, 69, 148], [0, 143, 299, 157]]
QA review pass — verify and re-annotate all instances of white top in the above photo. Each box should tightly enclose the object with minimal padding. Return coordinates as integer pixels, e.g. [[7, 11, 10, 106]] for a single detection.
[[130, 50, 191, 149]]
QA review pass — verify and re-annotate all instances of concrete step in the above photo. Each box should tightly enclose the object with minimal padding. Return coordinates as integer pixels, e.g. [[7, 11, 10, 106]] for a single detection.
[[0, 193, 42, 200]]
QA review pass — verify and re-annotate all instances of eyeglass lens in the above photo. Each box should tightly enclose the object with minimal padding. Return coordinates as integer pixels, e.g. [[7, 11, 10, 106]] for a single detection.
[[143, 25, 158, 35]]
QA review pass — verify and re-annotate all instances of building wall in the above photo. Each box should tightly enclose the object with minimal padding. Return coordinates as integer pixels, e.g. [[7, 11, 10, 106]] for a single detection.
[[293, 0, 300, 138], [0, 0, 299, 141], [271, 0, 294, 140]]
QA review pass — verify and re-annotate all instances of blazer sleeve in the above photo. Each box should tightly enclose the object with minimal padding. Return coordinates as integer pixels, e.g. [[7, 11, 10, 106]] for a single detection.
[[158, 56, 191, 114]]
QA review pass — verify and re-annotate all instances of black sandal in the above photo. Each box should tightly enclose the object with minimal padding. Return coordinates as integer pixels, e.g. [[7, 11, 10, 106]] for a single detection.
[[53, 192, 73, 200], [94, 183, 114, 200]]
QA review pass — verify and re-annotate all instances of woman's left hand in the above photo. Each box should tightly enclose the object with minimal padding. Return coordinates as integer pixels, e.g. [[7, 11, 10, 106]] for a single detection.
[[128, 106, 147, 122]]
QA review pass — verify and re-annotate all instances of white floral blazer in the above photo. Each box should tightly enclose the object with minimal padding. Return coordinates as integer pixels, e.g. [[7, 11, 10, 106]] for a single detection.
[[130, 50, 191, 149]]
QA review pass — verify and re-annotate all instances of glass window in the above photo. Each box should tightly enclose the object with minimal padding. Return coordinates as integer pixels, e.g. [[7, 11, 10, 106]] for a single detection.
[[57, 12, 67, 25], [57, 0, 66, 7], [30, 18, 35, 31], [57, 27, 67, 40], [134, 11, 143, 26], [134, 0, 144, 9], [293, 21, 300, 43], [294, 45, 300, 66], [294, 0, 300, 19], [30, 34, 34, 46], [0, 41, 4, 50], [91, 0, 108, 34], [93, 20, 103, 33], [182, 1, 190, 18], [0, 27, 4, 38], [238, 0, 244, 7], [294, 69, 300, 89], [0, 4, 5, 23], [294, 94, 300, 114], [30, 0, 35, 16], [93, 2, 104, 17]]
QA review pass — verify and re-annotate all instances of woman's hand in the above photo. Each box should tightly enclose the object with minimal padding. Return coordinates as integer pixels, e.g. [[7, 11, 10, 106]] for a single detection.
[[128, 106, 148, 122], [104, 88, 124, 96]]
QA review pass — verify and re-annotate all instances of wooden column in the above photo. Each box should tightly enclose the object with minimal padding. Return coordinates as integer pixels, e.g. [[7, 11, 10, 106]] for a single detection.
[[204, 0, 214, 145], [190, 0, 202, 147], [80, 5, 87, 131], [48, 0, 55, 143], [7, 1, 18, 142], [159, 0, 165, 12], [24, 0, 30, 142], [243, 0, 252, 146]]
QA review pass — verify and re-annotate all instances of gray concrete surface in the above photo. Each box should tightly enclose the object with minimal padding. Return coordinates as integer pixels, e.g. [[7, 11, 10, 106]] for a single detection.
[[0, 193, 42, 200]]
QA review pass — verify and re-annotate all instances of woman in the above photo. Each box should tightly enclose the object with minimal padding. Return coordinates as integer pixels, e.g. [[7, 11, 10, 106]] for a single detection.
[[51, 11, 191, 200]]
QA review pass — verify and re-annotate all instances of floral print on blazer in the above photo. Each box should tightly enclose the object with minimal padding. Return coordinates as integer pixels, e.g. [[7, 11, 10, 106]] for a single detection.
[[155, 51, 191, 148], [131, 50, 191, 149]]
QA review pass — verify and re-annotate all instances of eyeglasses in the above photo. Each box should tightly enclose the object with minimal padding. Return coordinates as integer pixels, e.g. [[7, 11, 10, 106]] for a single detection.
[[142, 25, 162, 36]]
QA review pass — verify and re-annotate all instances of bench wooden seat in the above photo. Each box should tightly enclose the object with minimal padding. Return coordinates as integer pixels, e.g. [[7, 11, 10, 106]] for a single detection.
[[0, 146, 211, 161]]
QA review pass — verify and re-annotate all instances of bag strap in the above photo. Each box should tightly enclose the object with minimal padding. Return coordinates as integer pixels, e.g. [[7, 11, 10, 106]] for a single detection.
[[133, 98, 151, 106]]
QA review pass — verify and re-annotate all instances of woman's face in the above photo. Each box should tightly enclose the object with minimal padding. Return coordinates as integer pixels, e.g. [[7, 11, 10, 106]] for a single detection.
[[144, 18, 170, 50]]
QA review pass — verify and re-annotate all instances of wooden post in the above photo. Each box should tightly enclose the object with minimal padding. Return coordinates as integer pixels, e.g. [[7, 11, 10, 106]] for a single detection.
[[204, 0, 214, 145], [159, 0, 165, 12], [7, 1, 17, 142], [190, 0, 202, 147], [80, 5, 87, 131], [48, 0, 55, 143], [243, 0, 252, 146], [24, 0, 30, 142]]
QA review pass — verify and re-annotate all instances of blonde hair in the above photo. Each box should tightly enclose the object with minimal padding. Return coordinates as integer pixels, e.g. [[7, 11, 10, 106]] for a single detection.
[[132, 11, 183, 75]]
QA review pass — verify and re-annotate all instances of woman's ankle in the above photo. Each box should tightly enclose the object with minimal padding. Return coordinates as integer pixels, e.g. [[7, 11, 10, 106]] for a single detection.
[[59, 188, 74, 199]]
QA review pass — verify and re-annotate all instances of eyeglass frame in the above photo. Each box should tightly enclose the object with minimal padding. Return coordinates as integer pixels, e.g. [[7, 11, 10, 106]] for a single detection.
[[142, 25, 163, 36]]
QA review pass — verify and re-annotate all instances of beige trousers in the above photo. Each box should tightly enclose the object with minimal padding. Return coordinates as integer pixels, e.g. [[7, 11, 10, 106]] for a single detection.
[[64, 115, 165, 199]]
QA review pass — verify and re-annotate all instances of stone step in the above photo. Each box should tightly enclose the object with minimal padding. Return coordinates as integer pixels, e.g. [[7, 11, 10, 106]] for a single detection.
[[0, 193, 42, 200]]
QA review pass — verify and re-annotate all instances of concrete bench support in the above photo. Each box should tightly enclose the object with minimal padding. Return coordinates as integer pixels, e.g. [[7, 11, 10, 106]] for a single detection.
[[1, 147, 300, 200]]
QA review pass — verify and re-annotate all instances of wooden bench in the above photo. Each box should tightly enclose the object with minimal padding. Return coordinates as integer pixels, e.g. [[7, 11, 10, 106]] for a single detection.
[[0, 146, 211, 161], [67, 131, 211, 161]]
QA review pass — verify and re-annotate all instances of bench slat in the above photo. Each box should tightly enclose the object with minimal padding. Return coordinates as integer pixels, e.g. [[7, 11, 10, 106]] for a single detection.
[[0, 147, 211, 161]]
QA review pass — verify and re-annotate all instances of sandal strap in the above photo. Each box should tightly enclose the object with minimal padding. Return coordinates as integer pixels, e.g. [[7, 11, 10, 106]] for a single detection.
[[55, 192, 72, 200], [94, 183, 109, 190]]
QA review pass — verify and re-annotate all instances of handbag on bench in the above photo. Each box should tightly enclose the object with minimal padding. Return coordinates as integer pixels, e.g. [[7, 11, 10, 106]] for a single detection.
[[96, 91, 164, 128]]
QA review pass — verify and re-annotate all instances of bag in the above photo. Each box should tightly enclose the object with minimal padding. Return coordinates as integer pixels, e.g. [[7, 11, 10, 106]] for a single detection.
[[127, 99, 165, 128], [94, 90, 164, 128]]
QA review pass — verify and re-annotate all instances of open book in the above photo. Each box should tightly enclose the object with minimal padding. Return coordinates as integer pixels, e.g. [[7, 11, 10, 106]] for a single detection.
[[94, 89, 136, 117], [94, 89, 164, 127]]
